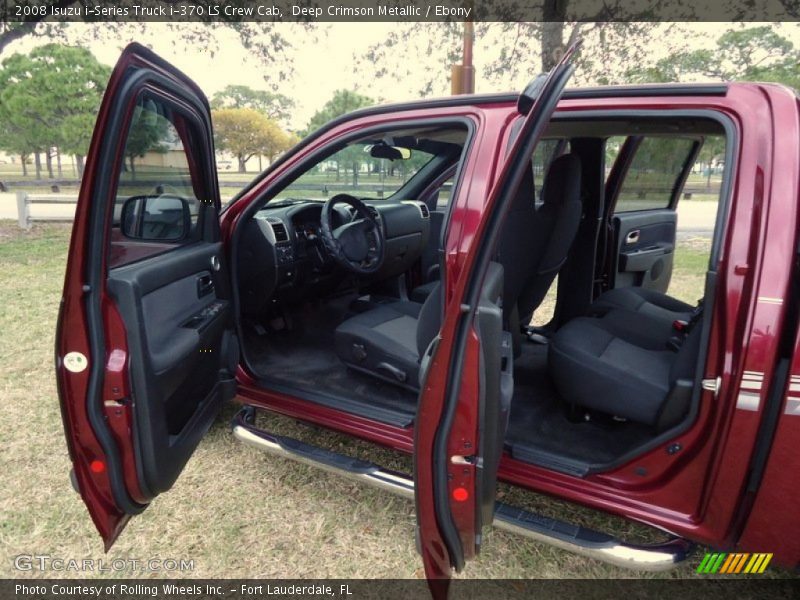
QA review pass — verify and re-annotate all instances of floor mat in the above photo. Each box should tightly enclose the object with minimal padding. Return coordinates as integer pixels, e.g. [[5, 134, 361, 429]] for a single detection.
[[506, 341, 654, 472], [242, 297, 418, 426]]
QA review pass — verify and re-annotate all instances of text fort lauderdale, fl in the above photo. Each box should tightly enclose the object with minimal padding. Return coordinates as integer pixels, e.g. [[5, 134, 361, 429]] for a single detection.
[[17, 584, 354, 597]]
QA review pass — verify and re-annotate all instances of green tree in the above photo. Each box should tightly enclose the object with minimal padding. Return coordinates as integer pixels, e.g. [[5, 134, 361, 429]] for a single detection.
[[627, 25, 800, 90], [0, 44, 110, 179], [1, 2, 310, 90], [213, 108, 290, 173], [357, 18, 665, 96], [305, 90, 374, 185], [211, 85, 295, 125], [305, 90, 374, 134], [123, 102, 170, 176]]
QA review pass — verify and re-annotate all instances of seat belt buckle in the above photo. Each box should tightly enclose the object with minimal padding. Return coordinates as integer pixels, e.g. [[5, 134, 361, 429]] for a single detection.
[[667, 336, 683, 352], [673, 319, 688, 332]]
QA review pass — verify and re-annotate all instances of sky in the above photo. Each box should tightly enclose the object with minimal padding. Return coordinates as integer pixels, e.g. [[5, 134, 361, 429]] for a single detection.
[[6, 22, 800, 131]]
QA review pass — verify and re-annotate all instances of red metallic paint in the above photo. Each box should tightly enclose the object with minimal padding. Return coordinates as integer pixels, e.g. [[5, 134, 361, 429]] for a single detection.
[[61, 59, 800, 571], [56, 47, 141, 547], [444, 329, 481, 560], [221, 84, 800, 567], [101, 298, 148, 505], [737, 325, 800, 566]]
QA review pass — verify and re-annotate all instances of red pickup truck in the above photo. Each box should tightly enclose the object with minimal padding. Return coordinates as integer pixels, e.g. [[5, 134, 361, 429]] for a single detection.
[[56, 43, 799, 584]]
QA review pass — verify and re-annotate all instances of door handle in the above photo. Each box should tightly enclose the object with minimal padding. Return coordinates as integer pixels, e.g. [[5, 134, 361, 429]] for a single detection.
[[625, 230, 640, 245], [197, 275, 214, 298]]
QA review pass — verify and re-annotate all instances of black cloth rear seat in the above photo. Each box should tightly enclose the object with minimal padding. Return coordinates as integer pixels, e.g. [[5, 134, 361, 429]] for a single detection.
[[592, 287, 694, 331], [549, 307, 702, 430]]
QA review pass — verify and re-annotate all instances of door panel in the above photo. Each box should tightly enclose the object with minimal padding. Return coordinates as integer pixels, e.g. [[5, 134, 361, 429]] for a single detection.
[[107, 242, 234, 497], [474, 262, 513, 526], [55, 43, 232, 548], [613, 210, 677, 293]]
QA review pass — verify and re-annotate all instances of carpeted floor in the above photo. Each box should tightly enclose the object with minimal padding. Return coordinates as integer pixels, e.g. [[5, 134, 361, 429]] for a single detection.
[[506, 341, 654, 473], [243, 299, 655, 468], [242, 296, 418, 427]]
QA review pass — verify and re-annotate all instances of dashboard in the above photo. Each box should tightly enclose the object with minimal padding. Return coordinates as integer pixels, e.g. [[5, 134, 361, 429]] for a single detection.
[[237, 199, 431, 315]]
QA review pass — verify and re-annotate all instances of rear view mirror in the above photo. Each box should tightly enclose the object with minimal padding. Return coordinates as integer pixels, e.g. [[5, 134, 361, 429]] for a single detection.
[[120, 194, 191, 242], [367, 143, 412, 161]]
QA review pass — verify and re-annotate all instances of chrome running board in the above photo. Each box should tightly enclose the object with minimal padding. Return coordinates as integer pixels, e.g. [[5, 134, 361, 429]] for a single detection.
[[232, 407, 693, 571]]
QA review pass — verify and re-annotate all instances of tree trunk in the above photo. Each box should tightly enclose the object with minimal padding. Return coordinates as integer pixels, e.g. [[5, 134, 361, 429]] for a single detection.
[[45, 149, 54, 179], [20, 154, 27, 177], [258, 155, 263, 171], [352, 161, 358, 188], [238, 156, 246, 173], [129, 156, 136, 177], [541, 1, 568, 71], [34, 153, 42, 180], [76, 155, 85, 179], [56, 148, 63, 178]]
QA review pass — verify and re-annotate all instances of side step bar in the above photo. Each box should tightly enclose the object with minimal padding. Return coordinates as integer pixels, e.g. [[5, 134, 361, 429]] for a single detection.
[[232, 408, 693, 571]]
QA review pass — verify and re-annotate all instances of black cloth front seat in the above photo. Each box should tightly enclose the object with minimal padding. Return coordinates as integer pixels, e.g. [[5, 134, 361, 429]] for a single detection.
[[515, 153, 583, 325], [334, 284, 442, 391], [410, 210, 446, 303]]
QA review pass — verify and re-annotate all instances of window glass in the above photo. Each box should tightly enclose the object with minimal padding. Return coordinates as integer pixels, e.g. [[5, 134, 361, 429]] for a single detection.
[[671, 134, 726, 305], [432, 175, 455, 209], [110, 94, 204, 268], [604, 136, 627, 181], [615, 136, 697, 212], [532, 139, 568, 202], [272, 141, 435, 202]]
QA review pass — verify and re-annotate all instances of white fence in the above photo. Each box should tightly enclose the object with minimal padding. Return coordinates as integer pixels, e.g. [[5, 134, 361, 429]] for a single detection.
[[15, 192, 78, 229]]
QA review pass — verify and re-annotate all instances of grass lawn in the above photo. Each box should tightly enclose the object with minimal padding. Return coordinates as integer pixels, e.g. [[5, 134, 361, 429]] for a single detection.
[[0, 221, 788, 580]]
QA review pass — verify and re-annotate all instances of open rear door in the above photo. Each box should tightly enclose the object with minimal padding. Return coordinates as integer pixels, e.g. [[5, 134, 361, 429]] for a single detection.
[[55, 43, 236, 549], [414, 44, 579, 590]]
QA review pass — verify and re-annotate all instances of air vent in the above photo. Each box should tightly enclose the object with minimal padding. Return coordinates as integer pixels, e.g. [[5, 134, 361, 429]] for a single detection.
[[402, 200, 430, 219], [266, 218, 289, 242]]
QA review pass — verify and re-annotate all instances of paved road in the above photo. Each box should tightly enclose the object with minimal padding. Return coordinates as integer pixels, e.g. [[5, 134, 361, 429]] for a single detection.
[[1, 193, 719, 239], [676, 200, 718, 240]]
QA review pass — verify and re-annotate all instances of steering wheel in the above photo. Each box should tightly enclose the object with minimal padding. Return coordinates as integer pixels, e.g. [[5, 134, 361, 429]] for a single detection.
[[319, 194, 385, 275]]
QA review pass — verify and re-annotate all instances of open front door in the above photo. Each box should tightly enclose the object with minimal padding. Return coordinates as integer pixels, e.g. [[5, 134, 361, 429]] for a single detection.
[[55, 43, 236, 549], [414, 45, 578, 589]]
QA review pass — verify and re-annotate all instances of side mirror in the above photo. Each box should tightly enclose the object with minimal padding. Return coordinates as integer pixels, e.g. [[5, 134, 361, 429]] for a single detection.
[[517, 73, 548, 115], [120, 194, 191, 242]]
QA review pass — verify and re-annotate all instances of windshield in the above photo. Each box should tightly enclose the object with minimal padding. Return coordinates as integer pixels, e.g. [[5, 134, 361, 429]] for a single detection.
[[270, 140, 435, 203]]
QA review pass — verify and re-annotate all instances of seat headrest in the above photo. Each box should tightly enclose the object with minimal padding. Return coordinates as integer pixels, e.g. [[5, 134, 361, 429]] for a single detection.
[[541, 153, 581, 206]]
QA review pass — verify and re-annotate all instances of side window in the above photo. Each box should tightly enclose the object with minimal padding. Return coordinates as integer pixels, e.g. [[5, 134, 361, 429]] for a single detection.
[[110, 94, 205, 268], [604, 136, 627, 181], [432, 175, 455, 210], [615, 136, 697, 212]]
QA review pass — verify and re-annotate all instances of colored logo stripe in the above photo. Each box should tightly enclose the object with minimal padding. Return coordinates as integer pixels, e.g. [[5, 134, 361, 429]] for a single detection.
[[697, 552, 772, 574]]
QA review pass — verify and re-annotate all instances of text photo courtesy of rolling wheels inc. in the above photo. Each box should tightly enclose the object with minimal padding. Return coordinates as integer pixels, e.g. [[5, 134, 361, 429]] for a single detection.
[[1, 3, 800, 600]]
